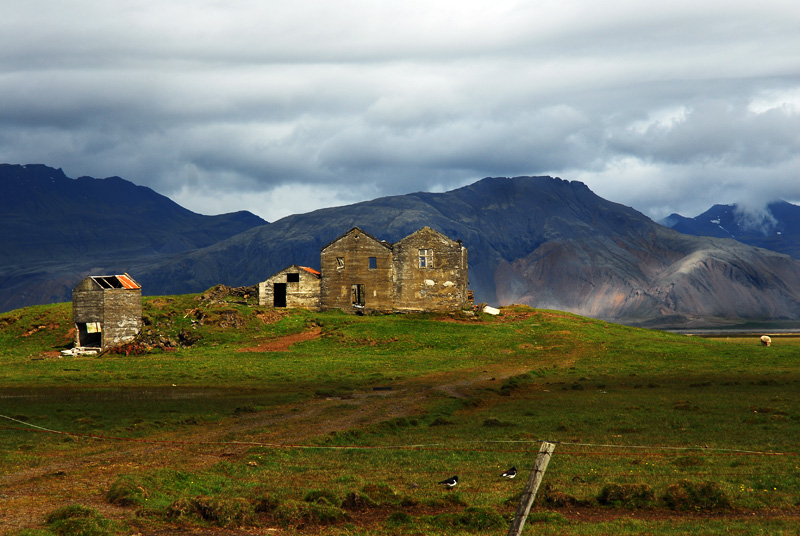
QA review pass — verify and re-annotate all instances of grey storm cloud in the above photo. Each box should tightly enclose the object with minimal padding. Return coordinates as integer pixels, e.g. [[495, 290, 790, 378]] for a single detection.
[[1, 0, 799, 222]]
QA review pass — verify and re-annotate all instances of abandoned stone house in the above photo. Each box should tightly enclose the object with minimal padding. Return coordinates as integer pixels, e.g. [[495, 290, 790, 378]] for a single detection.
[[72, 273, 142, 350], [258, 265, 321, 308], [259, 226, 469, 313]]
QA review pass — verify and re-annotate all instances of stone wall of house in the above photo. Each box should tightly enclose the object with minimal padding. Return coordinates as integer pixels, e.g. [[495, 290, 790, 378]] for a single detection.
[[391, 227, 469, 312], [72, 279, 104, 326], [102, 289, 143, 348], [258, 266, 321, 309], [320, 229, 394, 312]]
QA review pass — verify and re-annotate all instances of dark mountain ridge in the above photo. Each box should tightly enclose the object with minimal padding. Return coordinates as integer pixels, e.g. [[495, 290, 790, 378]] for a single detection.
[[1, 164, 266, 262], [3, 164, 800, 328], [662, 201, 800, 260], [0, 164, 266, 311], [123, 176, 800, 327]]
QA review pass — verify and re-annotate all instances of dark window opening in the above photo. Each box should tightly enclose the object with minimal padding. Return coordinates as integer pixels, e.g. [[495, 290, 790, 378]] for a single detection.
[[273, 283, 287, 307], [368, 257, 377, 269], [351, 284, 365, 307], [287, 273, 300, 282], [337, 257, 345, 269]]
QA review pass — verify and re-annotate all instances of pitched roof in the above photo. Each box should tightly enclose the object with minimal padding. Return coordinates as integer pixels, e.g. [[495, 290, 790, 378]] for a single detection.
[[299, 266, 321, 276], [321, 226, 393, 251]]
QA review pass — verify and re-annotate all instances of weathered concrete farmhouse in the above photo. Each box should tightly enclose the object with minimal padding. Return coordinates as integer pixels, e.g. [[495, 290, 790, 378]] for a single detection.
[[72, 273, 142, 350], [259, 226, 469, 313], [258, 265, 321, 308]]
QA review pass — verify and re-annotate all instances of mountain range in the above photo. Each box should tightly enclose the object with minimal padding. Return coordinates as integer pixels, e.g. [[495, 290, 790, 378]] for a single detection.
[[3, 163, 800, 328], [661, 202, 800, 260]]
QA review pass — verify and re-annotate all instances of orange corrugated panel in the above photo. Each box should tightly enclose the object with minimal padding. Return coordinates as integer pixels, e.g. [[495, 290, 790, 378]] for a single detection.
[[117, 274, 141, 289], [300, 266, 321, 276]]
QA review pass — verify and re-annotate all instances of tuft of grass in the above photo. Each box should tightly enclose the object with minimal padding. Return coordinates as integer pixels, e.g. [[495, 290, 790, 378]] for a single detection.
[[661, 480, 732, 511], [597, 483, 656, 509], [304, 489, 340, 506], [273, 499, 349, 526], [44, 505, 120, 536], [165, 495, 253, 527], [426, 506, 506, 531]]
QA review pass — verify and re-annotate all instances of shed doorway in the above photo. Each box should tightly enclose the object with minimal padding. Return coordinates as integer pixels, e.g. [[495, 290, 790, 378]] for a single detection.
[[273, 283, 287, 307], [76, 322, 102, 348]]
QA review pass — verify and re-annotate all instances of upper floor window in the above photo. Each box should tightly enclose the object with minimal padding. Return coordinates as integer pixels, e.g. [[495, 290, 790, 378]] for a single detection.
[[287, 273, 300, 282], [419, 249, 433, 268], [337, 257, 345, 269], [368, 257, 377, 269]]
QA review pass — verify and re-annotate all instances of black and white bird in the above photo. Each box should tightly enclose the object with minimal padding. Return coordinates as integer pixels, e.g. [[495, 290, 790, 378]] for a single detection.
[[500, 466, 517, 479], [438, 475, 459, 489]]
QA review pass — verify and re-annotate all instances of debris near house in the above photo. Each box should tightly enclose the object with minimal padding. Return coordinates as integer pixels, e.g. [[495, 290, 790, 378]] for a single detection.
[[60, 347, 98, 357], [200, 284, 258, 304], [106, 327, 202, 356]]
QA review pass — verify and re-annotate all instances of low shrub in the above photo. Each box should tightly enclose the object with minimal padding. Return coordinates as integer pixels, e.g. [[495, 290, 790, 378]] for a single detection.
[[165, 496, 253, 526], [428, 506, 506, 531], [526, 510, 569, 524], [361, 482, 400, 505], [662, 480, 731, 511], [106, 477, 145, 507], [253, 493, 280, 513], [428, 416, 454, 426], [536, 483, 587, 508], [304, 489, 340, 506], [341, 491, 378, 510], [597, 483, 655, 508], [45, 505, 119, 536], [386, 511, 413, 525], [273, 499, 349, 526], [482, 418, 515, 428]]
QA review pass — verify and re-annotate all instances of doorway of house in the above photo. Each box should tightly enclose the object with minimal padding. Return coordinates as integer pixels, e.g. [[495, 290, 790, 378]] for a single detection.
[[274, 283, 287, 307], [351, 284, 365, 307]]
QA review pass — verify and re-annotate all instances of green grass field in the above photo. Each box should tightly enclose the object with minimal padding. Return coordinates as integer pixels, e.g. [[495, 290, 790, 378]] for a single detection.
[[1, 295, 798, 535]]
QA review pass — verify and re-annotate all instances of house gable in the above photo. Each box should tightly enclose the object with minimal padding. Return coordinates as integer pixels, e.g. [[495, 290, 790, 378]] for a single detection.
[[320, 227, 394, 312], [391, 227, 468, 312], [258, 264, 321, 309]]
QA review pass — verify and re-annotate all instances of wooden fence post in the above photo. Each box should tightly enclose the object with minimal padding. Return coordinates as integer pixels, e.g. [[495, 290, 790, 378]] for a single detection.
[[506, 441, 556, 536]]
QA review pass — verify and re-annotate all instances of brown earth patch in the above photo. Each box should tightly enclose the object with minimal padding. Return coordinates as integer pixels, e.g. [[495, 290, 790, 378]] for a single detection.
[[255, 310, 285, 325], [238, 327, 322, 352]]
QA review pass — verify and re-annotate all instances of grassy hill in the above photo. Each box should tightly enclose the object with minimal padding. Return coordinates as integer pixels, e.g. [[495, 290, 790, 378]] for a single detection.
[[1, 296, 798, 535]]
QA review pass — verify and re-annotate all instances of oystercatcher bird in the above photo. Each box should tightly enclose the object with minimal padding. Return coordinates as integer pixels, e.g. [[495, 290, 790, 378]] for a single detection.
[[438, 475, 458, 489], [500, 466, 517, 479]]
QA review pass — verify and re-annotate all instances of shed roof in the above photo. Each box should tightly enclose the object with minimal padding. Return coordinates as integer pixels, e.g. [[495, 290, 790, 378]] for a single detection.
[[90, 273, 141, 290]]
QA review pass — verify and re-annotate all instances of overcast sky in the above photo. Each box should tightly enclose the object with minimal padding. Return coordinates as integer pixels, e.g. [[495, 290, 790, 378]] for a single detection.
[[2, 1, 799, 224]]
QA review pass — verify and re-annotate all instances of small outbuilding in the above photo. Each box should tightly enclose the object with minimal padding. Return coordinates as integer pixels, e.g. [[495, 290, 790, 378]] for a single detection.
[[72, 273, 142, 350], [258, 265, 321, 309]]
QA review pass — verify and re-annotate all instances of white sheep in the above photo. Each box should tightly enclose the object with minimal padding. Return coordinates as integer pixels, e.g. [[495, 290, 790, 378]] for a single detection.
[[760, 335, 771, 347]]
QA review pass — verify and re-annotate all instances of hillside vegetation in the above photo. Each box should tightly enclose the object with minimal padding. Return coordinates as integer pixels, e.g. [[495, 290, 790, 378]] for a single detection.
[[1, 294, 798, 535]]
